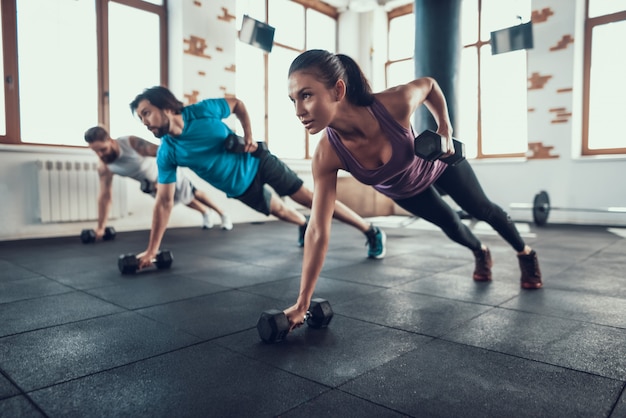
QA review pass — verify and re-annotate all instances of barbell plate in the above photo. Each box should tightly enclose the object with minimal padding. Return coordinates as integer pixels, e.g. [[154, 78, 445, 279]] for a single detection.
[[533, 190, 550, 226]]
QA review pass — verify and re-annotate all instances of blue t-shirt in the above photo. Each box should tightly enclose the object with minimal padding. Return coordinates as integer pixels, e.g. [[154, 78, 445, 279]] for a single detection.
[[156, 98, 260, 197]]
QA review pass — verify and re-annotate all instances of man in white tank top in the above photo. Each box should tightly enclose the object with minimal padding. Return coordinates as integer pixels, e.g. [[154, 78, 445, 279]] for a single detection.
[[84, 126, 233, 240]]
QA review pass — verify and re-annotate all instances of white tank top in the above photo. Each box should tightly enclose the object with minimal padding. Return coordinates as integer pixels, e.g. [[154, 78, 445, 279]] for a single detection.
[[106, 136, 158, 182]]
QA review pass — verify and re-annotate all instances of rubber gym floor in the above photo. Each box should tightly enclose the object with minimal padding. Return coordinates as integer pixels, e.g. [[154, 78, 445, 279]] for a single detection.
[[1, 217, 625, 417]]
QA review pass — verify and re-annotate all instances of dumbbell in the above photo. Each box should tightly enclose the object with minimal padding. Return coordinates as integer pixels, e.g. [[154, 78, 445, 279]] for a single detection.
[[140, 178, 156, 194], [256, 298, 334, 343], [117, 250, 174, 274], [80, 227, 116, 244], [414, 129, 466, 166], [223, 133, 268, 157]]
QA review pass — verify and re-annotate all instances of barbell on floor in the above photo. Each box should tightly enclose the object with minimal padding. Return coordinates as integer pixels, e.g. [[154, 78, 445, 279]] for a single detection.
[[510, 190, 626, 226]]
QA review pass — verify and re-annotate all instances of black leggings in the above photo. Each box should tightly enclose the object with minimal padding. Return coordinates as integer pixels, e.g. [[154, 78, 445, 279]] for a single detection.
[[394, 160, 526, 253]]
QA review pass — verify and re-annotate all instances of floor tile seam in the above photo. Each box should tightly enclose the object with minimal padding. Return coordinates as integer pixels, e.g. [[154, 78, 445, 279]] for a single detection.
[[0, 369, 50, 416], [327, 312, 443, 341], [430, 335, 626, 384], [344, 286, 508, 309], [19, 339, 215, 396], [0, 309, 132, 340], [488, 305, 626, 331], [275, 389, 336, 417], [0, 288, 77, 308], [607, 381, 626, 417], [0, 391, 48, 417], [315, 274, 403, 290], [319, 386, 418, 418], [211, 340, 339, 390]]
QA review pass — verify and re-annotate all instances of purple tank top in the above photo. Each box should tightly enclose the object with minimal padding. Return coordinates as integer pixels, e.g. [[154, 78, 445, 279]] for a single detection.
[[327, 99, 447, 200]]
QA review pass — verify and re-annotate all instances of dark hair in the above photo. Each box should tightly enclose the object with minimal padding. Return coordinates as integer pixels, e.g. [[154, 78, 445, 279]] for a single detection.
[[84, 126, 108, 144], [129, 86, 184, 115], [288, 49, 374, 106]]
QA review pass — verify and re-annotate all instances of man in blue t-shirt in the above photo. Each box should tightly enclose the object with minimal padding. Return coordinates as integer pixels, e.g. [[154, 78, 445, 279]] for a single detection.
[[129, 86, 386, 270]]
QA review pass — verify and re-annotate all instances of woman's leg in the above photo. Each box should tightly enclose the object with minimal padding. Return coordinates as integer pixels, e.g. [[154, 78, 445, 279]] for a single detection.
[[434, 160, 527, 253], [434, 161, 542, 288], [395, 186, 482, 251]]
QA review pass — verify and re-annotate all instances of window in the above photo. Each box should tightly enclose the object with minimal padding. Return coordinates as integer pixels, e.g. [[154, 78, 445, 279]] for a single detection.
[[385, 5, 414, 88], [236, 0, 337, 159], [458, 0, 531, 158], [0, 0, 167, 147], [386, 1, 530, 159], [582, 1, 626, 155]]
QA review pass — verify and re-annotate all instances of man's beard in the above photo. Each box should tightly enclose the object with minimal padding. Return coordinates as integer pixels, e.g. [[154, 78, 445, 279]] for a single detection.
[[150, 116, 170, 138], [100, 149, 118, 164]]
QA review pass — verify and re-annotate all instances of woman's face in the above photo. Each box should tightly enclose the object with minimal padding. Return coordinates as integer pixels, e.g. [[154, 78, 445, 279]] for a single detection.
[[288, 70, 339, 135]]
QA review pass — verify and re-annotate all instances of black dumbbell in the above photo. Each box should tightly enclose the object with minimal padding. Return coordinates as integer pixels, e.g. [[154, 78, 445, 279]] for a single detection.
[[117, 250, 174, 274], [414, 129, 466, 166], [223, 133, 268, 157], [140, 179, 156, 194], [80, 226, 116, 244], [256, 298, 334, 343]]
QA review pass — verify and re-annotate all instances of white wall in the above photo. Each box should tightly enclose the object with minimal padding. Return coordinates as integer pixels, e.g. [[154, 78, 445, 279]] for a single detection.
[[0, 0, 624, 242]]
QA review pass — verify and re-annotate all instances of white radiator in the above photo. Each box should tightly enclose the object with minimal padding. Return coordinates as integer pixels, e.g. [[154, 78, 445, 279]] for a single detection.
[[35, 160, 127, 223]]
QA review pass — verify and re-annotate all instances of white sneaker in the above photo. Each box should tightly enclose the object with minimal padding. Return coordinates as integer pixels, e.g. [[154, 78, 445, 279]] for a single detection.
[[202, 210, 214, 229], [221, 214, 233, 230]]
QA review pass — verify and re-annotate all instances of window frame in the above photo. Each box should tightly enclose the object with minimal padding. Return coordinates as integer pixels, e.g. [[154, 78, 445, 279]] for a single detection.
[[0, 0, 168, 147], [385, 4, 414, 88], [253, 0, 338, 159], [581, 3, 626, 156]]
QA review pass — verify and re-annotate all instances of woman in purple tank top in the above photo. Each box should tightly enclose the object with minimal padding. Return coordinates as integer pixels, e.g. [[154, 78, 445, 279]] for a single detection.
[[282, 49, 542, 331]]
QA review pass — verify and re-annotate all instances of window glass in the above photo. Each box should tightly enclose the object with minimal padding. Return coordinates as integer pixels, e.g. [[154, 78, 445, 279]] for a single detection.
[[480, 0, 531, 40], [480, 47, 528, 155], [0, 5, 5, 136], [306, 9, 336, 52], [587, 19, 626, 149], [108, 2, 161, 140], [17, 0, 98, 146], [236, 1, 266, 140], [388, 14, 414, 61], [457, 47, 478, 158], [588, 0, 626, 18], [458, 0, 530, 157], [235, 44, 265, 141], [386, 59, 414, 88], [268, 0, 304, 49], [268, 47, 304, 158], [460, 0, 478, 45]]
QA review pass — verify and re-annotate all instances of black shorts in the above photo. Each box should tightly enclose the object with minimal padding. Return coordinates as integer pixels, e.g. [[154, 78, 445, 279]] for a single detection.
[[235, 152, 303, 215]]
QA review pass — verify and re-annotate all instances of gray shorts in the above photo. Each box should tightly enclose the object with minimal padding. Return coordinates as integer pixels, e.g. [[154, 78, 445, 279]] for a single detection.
[[235, 152, 303, 215]]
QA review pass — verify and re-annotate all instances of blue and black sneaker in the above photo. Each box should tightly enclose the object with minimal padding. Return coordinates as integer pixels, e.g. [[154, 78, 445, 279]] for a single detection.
[[298, 216, 309, 247], [365, 225, 386, 259]]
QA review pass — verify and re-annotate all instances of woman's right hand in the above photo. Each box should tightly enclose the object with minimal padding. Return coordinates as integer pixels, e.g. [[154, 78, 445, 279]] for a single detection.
[[284, 303, 310, 332]]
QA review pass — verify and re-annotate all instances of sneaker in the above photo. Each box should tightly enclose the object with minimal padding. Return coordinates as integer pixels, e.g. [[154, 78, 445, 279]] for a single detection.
[[220, 214, 233, 231], [518, 250, 543, 289], [298, 217, 309, 247], [473, 247, 493, 281], [365, 226, 386, 259], [202, 210, 214, 229]]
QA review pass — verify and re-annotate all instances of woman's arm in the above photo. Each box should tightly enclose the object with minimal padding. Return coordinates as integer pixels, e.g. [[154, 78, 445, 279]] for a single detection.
[[379, 76, 454, 152], [284, 137, 341, 330]]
